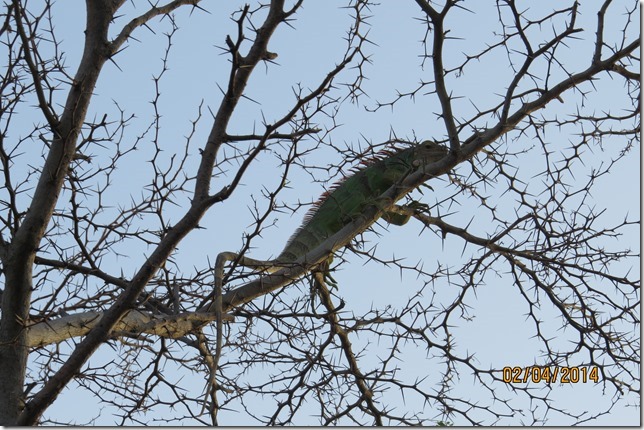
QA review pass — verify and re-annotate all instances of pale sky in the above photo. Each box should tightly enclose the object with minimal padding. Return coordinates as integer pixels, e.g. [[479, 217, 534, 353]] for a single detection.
[[14, 1, 640, 425]]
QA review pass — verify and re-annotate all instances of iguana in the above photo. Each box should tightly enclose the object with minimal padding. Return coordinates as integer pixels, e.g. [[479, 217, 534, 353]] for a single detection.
[[214, 140, 449, 291], [204, 140, 448, 404]]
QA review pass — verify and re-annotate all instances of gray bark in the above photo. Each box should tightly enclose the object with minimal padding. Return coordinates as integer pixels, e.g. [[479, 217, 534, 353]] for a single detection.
[[0, 0, 114, 424]]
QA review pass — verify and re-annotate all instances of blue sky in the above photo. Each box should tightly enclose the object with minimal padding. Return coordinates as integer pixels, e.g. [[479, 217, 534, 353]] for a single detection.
[[12, 1, 639, 425]]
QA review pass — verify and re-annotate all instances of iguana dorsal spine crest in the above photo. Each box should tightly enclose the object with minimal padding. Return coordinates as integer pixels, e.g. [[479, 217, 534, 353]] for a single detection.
[[278, 141, 448, 262]]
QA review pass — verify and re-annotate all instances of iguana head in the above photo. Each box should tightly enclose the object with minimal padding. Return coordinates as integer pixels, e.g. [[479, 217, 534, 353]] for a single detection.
[[409, 140, 449, 168]]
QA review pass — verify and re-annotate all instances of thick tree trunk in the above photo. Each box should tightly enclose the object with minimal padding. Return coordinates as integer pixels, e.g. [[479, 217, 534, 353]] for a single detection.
[[0, 1, 114, 424], [0, 255, 34, 423]]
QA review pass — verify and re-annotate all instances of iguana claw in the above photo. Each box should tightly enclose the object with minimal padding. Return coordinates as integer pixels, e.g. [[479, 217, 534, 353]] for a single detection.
[[404, 200, 430, 214]]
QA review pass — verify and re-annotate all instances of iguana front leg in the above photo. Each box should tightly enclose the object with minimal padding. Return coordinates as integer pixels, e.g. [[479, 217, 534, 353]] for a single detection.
[[382, 202, 429, 226]]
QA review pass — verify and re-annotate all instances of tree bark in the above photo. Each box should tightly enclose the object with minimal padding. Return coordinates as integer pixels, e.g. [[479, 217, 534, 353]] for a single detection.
[[0, 0, 115, 424]]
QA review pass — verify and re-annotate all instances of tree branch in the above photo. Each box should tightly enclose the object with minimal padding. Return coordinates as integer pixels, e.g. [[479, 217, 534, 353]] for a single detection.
[[25, 309, 232, 348], [109, 0, 202, 55]]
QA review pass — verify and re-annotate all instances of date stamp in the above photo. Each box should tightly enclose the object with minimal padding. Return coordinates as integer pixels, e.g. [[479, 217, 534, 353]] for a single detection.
[[502, 366, 600, 384]]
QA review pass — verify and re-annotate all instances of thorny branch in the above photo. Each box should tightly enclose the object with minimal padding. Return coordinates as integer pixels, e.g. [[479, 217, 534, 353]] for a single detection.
[[0, 0, 638, 426]]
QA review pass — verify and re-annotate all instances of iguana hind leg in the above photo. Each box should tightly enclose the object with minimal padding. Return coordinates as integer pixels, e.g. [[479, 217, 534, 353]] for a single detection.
[[215, 251, 336, 291], [215, 251, 280, 290], [215, 251, 336, 313]]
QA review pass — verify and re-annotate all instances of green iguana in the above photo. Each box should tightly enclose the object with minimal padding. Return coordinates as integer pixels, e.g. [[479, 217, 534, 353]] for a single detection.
[[214, 140, 448, 291], [204, 140, 447, 406]]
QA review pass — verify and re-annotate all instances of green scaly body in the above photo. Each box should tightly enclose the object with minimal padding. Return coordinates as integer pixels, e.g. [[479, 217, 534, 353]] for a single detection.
[[277, 141, 448, 262]]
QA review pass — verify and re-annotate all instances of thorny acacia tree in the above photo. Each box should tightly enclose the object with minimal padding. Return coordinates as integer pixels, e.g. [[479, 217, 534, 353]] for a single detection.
[[0, 0, 639, 426]]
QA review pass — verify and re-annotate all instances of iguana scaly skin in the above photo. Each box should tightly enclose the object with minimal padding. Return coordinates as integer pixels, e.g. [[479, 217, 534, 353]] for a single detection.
[[276, 140, 448, 263], [214, 140, 448, 290]]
